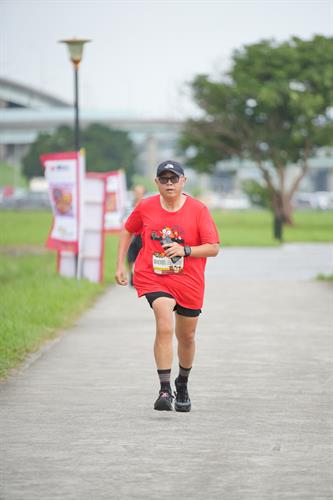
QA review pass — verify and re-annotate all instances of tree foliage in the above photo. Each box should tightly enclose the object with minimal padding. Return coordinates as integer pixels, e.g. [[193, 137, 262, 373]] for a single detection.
[[180, 35, 333, 225], [22, 123, 136, 182], [242, 179, 271, 209]]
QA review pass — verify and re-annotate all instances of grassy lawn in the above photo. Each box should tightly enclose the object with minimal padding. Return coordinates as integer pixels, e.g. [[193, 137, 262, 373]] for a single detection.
[[0, 253, 104, 377], [0, 211, 53, 246], [0, 211, 119, 378], [0, 208, 332, 379], [317, 273, 333, 281], [212, 210, 333, 246], [1, 209, 332, 248]]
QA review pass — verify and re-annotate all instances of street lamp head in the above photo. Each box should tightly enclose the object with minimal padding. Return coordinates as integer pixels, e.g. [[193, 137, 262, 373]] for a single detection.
[[59, 38, 91, 67]]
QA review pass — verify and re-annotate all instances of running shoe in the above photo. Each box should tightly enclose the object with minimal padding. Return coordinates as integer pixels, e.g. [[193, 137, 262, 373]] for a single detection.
[[174, 378, 191, 412], [154, 390, 174, 411]]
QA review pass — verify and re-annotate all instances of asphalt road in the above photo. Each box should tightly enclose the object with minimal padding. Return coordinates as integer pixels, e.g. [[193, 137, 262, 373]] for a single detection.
[[0, 243, 332, 500]]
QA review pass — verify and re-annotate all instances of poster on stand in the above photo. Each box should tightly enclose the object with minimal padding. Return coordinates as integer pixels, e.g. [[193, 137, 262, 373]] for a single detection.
[[40, 151, 85, 254], [104, 170, 127, 232]]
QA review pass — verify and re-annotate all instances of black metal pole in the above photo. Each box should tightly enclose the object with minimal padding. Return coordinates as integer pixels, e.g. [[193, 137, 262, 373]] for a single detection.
[[74, 65, 80, 151], [74, 64, 80, 279]]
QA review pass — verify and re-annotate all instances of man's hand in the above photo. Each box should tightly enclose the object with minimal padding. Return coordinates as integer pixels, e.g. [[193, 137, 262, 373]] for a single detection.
[[162, 242, 185, 259], [114, 228, 133, 286], [115, 266, 128, 286]]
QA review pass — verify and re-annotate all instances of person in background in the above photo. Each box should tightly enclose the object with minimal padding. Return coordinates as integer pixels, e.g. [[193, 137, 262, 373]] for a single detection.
[[126, 185, 146, 286]]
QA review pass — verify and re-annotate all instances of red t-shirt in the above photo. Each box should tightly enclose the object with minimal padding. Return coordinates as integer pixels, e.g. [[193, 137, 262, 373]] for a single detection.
[[125, 194, 220, 309]]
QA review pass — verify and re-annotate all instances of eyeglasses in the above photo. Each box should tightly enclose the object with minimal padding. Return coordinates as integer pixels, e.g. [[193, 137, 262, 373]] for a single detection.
[[158, 175, 181, 184]]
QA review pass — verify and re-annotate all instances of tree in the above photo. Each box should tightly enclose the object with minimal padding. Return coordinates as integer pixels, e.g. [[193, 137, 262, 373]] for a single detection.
[[242, 179, 271, 209], [22, 127, 73, 180], [180, 35, 333, 239], [22, 123, 136, 183]]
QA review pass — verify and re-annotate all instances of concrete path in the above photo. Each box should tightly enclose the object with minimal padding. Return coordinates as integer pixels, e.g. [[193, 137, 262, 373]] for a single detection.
[[1, 243, 332, 500]]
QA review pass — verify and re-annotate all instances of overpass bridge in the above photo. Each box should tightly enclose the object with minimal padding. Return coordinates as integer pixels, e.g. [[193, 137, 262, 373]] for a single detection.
[[0, 77, 183, 177]]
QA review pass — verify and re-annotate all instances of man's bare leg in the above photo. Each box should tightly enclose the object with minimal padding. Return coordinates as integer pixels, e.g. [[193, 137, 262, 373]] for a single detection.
[[152, 297, 176, 410], [152, 297, 176, 368], [175, 314, 198, 369]]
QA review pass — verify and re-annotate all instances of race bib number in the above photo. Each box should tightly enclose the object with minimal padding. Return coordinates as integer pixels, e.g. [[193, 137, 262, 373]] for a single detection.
[[153, 253, 184, 274]]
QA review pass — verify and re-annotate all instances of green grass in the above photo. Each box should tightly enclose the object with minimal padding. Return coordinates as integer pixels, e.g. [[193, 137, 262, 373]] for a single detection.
[[0, 211, 53, 246], [212, 210, 278, 246], [0, 208, 332, 379], [0, 211, 119, 378], [283, 211, 333, 243], [0, 253, 105, 377], [317, 273, 333, 282], [2, 209, 332, 249], [212, 210, 333, 246]]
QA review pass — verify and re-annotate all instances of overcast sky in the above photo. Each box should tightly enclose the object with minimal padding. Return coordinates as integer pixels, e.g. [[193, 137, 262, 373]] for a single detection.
[[1, 0, 332, 118]]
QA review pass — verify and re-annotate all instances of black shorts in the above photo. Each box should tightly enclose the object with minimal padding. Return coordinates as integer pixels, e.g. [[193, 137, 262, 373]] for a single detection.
[[144, 291, 201, 317]]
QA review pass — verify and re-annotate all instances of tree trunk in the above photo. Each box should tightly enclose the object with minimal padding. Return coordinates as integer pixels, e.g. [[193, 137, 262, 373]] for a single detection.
[[273, 212, 283, 241], [282, 196, 294, 226], [276, 163, 295, 226], [272, 191, 284, 242], [282, 158, 310, 225], [257, 157, 310, 236]]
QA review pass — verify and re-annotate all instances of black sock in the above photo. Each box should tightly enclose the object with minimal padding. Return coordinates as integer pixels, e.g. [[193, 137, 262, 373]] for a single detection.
[[178, 365, 192, 384], [157, 369, 171, 392]]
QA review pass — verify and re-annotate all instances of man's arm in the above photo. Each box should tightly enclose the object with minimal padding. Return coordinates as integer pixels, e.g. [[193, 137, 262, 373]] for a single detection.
[[163, 242, 220, 259], [115, 228, 133, 285], [188, 243, 220, 258]]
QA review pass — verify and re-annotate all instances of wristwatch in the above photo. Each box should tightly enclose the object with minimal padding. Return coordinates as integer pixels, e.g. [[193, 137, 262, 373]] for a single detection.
[[184, 245, 192, 257]]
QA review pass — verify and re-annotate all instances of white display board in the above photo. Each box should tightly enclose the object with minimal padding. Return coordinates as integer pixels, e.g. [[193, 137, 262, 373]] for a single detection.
[[41, 150, 84, 254], [42, 161, 122, 283], [57, 173, 106, 283]]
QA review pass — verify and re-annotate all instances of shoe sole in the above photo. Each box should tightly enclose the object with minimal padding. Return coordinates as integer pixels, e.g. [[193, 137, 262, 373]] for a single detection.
[[154, 399, 173, 411]]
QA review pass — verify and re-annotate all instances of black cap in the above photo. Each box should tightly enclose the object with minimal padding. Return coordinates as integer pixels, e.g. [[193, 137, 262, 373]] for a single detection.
[[156, 160, 184, 177]]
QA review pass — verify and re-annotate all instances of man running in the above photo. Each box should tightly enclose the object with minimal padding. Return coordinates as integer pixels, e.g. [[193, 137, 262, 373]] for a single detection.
[[115, 160, 220, 412]]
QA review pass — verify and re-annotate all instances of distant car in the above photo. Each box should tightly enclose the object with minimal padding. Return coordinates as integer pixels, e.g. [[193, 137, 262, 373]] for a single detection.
[[0, 190, 50, 210], [205, 192, 252, 210], [292, 192, 313, 209], [311, 191, 333, 210], [293, 191, 333, 210], [220, 193, 252, 210]]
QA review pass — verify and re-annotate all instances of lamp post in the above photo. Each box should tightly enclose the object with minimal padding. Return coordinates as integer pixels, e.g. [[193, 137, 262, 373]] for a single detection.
[[58, 38, 90, 281], [59, 38, 91, 151]]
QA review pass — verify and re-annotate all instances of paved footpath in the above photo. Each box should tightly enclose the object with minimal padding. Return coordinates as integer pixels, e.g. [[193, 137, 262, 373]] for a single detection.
[[1, 244, 332, 500]]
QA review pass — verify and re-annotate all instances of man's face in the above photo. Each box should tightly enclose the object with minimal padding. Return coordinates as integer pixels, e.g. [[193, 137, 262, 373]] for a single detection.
[[155, 172, 186, 198]]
